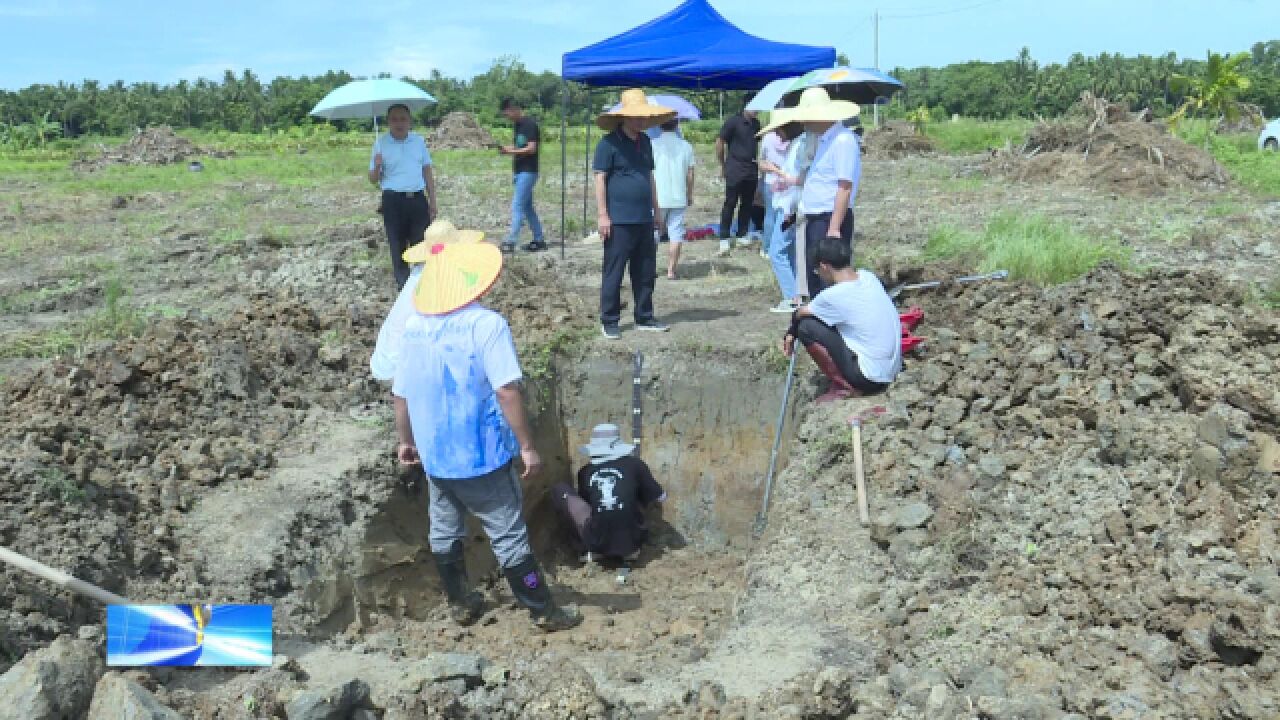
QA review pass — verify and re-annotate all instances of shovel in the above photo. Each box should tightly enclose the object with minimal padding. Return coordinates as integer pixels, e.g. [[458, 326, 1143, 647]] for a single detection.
[[752, 350, 798, 538], [889, 270, 1009, 299], [0, 546, 129, 606]]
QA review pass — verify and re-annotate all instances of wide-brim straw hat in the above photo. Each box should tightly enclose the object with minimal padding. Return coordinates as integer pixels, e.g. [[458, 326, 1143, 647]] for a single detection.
[[757, 87, 860, 137], [597, 89, 678, 131], [579, 423, 635, 462], [403, 219, 485, 264], [403, 220, 502, 315]]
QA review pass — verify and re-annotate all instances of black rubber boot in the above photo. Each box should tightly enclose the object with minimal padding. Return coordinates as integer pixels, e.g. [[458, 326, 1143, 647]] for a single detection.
[[503, 556, 582, 632], [432, 542, 485, 626]]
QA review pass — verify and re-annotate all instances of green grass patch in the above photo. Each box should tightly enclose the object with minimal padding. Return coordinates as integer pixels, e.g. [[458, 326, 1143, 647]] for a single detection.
[[0, 276, 148, 360], [1206, 200, 1245, 218], [1212, 142, 1280, 197], [925, 212, 1129, 285], [925, 118, 1031, 154]]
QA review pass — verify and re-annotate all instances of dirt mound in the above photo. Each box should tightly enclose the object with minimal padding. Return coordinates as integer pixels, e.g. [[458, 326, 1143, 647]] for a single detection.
[[73, 127, 224, 171], [865, 121, 936, 159], [1217, 102, 1267, 134], [0, 292, 383, 664], [987, 93, 1230, 194], [726, 264, 1280, 717], [429, 112, 497, 150]]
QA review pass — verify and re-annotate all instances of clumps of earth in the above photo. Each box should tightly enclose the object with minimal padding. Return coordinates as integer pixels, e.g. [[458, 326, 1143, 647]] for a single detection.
[[986, 92, 1231, 194], [2, 246, 1278, 718], [864, 121, 936, 160], [73, 126, 229, 171], [736, 265, 1278, 718], [430, 112, 498, 151]]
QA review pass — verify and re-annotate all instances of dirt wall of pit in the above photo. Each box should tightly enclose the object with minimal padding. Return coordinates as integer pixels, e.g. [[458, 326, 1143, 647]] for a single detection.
[[292, 348, 797, 636], [547, 349, 797, 550]]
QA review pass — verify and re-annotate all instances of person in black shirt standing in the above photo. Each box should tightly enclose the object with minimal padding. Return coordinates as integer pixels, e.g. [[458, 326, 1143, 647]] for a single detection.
[[593, 89, 676, 340], [551, 423, 666, 561], [499, 98, 546, 253], [715, 94, 761, 255]]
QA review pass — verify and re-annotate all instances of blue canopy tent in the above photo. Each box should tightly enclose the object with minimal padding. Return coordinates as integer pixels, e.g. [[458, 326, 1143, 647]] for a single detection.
[[556, 0, 836, 253]]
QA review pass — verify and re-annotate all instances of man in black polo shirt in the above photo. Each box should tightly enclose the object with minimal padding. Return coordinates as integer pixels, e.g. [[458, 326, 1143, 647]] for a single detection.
[[716, 94, 761, 255], [593, 89, 676, 340], [499, 98, 545, 253]]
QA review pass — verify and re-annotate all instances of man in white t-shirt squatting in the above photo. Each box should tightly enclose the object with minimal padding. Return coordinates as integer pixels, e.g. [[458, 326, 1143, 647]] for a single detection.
[[782, 237, 903, 403]]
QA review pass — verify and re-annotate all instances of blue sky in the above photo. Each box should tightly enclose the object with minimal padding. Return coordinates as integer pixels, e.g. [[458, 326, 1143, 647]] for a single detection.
[[0, 0, 1275, 90]]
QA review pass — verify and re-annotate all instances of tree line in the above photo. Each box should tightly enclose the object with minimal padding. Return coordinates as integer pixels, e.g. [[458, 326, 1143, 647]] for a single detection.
[[889, 42, 1280, 120], [1, 43, 1277, 143]]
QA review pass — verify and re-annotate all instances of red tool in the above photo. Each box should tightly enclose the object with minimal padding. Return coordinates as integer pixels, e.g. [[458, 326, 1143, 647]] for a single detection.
[[899, 307, 924, 333], [898, 307, 926, 353], [901, 335, 927, 352]]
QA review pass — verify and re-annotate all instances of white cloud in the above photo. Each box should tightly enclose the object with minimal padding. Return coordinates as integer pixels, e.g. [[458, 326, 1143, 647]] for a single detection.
[[363, 24, 494, 79]]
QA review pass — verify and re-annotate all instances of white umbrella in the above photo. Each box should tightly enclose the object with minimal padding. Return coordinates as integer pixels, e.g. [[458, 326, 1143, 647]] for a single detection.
[[309, 78, 437, 140], [746, 76, 800, 113]]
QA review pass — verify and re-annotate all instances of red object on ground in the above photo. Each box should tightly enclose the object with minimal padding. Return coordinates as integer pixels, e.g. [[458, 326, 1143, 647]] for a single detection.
[[899, 306, 924, 333], [901, 335, 926, 353]]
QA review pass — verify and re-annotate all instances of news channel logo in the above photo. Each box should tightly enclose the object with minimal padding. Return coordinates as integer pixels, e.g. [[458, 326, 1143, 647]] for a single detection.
[[106, 604, 272, 667]]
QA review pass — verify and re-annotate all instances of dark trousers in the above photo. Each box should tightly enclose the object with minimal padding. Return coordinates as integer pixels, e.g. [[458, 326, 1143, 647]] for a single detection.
[[381, 190, 431, 289], [794, 316, 888, 395], [803, 209, 854, 296], [601, 223, 656, 328], [720, 176, 757, 238], [750, 203, 766, 234]]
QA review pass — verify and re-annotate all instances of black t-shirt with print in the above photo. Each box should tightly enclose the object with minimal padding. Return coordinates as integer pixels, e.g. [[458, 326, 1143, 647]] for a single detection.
[[575, 455, 665, 558], [718, 113, 761, 184], [513, 115, 540, 174]]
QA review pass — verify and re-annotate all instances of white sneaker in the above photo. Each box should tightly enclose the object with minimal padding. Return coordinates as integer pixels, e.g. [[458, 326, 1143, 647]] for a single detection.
[[734, 236, 754, 248], [769, 300, 796, 313], [717, 239, 731, 256]]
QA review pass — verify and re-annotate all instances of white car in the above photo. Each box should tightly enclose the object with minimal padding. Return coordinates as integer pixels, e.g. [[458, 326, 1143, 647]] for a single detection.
[[1261, 118, 1280, 151]]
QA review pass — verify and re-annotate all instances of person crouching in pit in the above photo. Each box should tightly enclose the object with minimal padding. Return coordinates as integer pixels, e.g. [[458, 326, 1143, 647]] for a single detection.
[[551, 424, 666, 562], [782, 237, 902, 402]]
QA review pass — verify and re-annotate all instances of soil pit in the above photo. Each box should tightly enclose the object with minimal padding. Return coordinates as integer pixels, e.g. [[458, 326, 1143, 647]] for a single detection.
[[253, 350, 798, 709]]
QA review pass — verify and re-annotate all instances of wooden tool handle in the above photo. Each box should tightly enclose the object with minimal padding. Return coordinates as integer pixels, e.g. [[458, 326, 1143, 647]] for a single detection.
[[0, 546, 129, 605], [852, 424, 869, 526]]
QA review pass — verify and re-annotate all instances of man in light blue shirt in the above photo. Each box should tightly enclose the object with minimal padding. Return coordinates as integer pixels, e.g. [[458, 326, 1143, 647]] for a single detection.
[[369, 104, 438, 289]]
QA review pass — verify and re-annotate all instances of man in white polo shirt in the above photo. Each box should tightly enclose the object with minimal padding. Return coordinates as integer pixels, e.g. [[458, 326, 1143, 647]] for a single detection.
[[791, 90, 861, 297]]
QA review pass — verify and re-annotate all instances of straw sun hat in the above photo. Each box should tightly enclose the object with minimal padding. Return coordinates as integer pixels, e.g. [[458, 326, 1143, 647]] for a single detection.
[[757, 87, 860, 137], [401, 220, 502, 315], [596, 89, 678, 131]]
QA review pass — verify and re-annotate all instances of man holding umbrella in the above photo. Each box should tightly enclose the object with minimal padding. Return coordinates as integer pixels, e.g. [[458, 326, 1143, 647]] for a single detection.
[[310, 79, 440, 289], [369, 103, 437, 289]]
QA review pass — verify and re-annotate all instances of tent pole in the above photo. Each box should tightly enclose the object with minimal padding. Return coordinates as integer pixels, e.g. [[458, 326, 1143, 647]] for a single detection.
[[560, 79, 568, 259], [583, 88, 592, 236]]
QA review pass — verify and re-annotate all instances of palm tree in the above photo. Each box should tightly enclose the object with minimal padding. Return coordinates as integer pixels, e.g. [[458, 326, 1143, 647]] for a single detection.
[[1169, 51, 1252, 145]]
